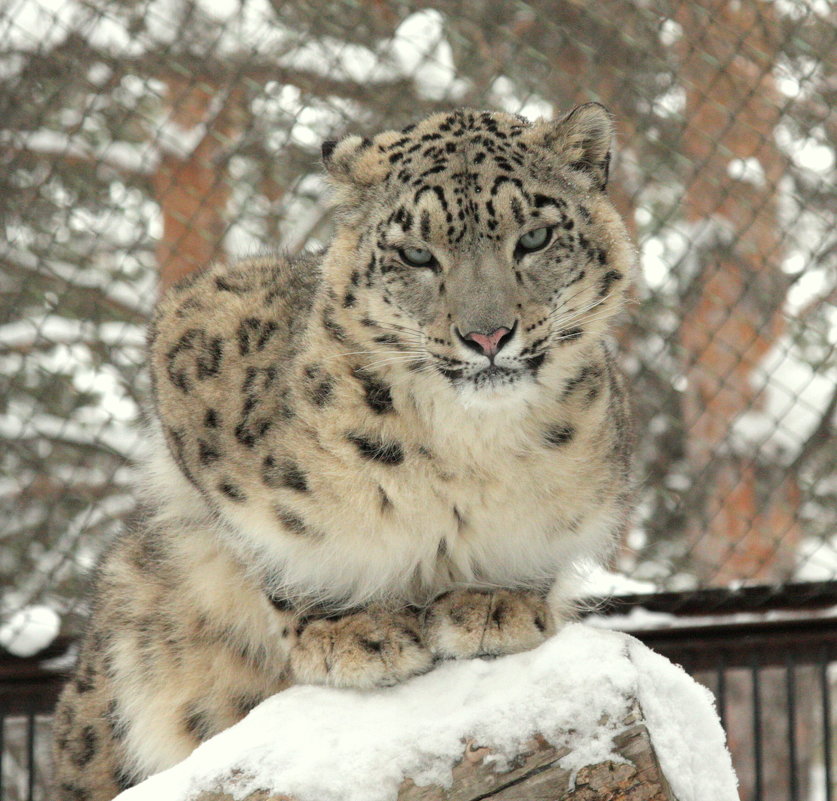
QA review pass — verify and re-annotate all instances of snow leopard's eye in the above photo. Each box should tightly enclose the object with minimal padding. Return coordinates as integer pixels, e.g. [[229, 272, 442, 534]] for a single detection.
[[516, 227, 553, 255], [399, 247, 437, 268]]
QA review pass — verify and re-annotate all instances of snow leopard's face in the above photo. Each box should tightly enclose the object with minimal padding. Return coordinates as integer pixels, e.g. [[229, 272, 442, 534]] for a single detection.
[[323, 106, 633, 399]]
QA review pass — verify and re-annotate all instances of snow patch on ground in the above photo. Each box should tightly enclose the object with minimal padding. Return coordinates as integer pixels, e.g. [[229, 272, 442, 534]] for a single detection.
[[117, 625, 737, 801], [0, 605, 60, 657], [576, 562, 658, 597], [586, 606, 678, 630]]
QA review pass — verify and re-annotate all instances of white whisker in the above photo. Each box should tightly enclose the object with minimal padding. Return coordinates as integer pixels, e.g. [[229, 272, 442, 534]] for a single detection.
[[387, 364, 438, 389], [548, 283, 596, 316], [366, 321, 427, 338], [550, 292, 605, 320], [548, 295, 610, 329], [548, 306, 622, 342], [362, 356, 428, 371], [324, 348, 426, 364]]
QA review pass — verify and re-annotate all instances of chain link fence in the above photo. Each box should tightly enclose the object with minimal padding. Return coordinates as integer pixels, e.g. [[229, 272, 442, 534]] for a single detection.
[[0, 1, 835, 799], [1, 0, 835, 625]]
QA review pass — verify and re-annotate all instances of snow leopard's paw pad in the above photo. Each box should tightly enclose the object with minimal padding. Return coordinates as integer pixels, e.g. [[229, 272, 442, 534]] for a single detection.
[[289, 608, 432, 688], [423, 589, 556, 659]]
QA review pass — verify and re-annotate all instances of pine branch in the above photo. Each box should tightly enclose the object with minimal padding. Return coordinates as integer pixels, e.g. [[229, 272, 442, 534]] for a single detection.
[[789, 382, 837, 474], [0, 256, 149, 325]]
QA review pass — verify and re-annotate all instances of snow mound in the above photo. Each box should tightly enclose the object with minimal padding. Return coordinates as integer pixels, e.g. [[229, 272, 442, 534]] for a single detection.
[[117, 624, 737, 801], [0, 605, 60, 657]]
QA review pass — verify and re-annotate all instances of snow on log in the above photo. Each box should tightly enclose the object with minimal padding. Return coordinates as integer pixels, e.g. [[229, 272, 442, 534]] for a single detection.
[[117, 625, 738, 801]]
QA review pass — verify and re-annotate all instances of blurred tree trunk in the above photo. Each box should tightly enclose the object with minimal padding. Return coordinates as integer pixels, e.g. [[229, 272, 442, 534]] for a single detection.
[[676, 0, 795, 585], [676, 3, 805, 799], [153, 79, 243, 290]]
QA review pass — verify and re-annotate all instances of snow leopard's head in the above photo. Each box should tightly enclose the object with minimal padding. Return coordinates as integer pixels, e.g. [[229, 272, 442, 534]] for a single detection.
[[321, 105, 633, 402]]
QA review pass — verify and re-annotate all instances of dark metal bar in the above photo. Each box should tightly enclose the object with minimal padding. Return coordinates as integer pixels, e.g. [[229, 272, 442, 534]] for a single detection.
[[716, 651, 727, 731], [752, 662, 762, 801], [786, 655, 797, 801], [0, 639, 74, 717], [587, 580, 837, 618], [26, 712, 36, 801], [822, 649, 833, 801], [633, 616, 837, 670], [0, 713, 5, 800]]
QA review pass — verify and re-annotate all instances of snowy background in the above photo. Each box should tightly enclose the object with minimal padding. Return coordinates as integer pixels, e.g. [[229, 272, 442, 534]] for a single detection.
[[1, 0, 834, 631], [0, 0, 834, 799]]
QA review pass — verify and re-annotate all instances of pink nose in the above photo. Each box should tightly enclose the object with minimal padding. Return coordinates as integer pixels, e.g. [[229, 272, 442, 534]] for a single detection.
[[462, 326, 512, 357]]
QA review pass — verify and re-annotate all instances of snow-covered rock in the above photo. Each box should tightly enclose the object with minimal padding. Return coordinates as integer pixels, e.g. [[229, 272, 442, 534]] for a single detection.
[[117, 624, 737, 801]]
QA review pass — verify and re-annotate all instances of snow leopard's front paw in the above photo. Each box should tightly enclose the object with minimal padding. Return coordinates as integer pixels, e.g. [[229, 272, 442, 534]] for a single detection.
[[423, 589, 556, 659], [289, 607, 432, 689]]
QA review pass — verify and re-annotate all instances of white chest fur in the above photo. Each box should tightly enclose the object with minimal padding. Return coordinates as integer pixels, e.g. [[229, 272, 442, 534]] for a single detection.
[[217, 374, 615, 609]]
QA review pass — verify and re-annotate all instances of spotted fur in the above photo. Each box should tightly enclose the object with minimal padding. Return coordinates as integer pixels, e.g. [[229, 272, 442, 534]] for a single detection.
[[53, 104, 635, 799]]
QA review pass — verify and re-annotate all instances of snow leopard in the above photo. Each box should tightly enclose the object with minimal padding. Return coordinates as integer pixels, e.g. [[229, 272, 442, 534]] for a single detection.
[[52, 103, 635, 800]]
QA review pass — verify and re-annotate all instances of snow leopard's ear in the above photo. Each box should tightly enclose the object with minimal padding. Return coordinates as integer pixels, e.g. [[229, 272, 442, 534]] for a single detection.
[[524, 102, 614, 191], [321, 134, 389, 190]]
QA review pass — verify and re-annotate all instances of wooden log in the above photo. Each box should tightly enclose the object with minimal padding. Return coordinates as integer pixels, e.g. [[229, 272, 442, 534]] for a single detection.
[[401, 702, 676, 801], [192, 701, 676, 801]]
